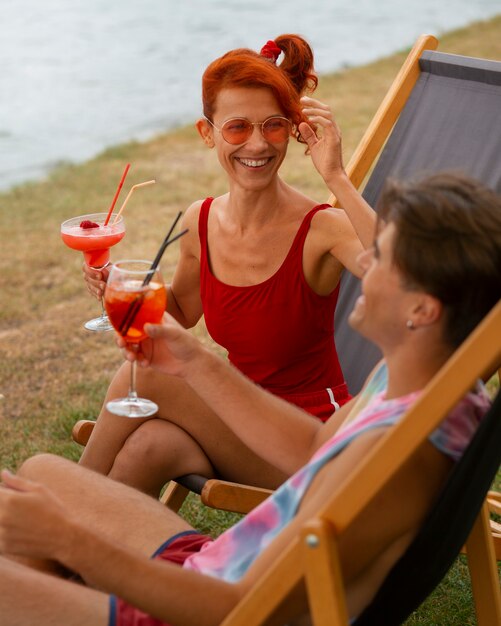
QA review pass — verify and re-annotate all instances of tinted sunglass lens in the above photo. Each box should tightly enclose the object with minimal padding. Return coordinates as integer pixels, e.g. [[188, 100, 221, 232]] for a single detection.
[[263, 118, 291, 142], [219, 117, 291, 144], [221, 119, 253, 144]]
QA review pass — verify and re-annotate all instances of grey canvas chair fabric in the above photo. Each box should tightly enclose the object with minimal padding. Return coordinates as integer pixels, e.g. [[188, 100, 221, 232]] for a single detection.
[[335, 50, 501, 394]]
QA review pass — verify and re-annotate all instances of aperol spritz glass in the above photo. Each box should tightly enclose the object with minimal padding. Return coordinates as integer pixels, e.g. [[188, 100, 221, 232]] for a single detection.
[[104, 260, 166, 417]]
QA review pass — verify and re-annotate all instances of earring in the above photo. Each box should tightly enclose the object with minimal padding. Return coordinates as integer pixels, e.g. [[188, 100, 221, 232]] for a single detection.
[[406, 319, 415, 330]]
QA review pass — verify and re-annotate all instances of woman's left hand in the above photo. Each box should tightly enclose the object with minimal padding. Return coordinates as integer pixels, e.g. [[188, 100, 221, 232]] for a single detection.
[[299, 96, 345, 183]]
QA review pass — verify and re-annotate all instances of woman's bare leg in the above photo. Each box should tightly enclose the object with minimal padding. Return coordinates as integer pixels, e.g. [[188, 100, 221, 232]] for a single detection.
[[108, 419, 215, 496], [79, 363, 288, 494], [78, 361, 152, 475]]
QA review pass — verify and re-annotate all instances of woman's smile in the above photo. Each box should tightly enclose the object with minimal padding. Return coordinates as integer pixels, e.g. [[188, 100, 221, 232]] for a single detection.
[[235, 156, 274, 169]]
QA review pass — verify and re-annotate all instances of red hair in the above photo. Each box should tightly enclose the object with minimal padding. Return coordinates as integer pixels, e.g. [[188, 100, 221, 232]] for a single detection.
[[201, 34, 318, 143]]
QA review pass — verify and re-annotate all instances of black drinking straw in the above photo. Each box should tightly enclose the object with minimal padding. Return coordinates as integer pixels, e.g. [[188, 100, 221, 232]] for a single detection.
[[143, 211, 182, 285], [119, 212, 188, 336]]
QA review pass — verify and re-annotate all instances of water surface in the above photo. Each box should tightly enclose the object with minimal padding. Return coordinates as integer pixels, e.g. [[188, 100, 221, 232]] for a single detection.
[[0, 0, 499, 190]]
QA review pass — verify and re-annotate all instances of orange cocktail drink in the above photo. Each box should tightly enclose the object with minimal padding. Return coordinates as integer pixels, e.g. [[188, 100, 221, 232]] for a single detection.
[[104, 260, 166, 418], [105, 279, 166, 343]]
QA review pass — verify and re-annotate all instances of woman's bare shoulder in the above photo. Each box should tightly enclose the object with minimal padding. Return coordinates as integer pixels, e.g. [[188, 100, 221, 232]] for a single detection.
[[183, 198, 205, 222], [307, 204, 358, 245], [184, 193, 230, 219], [311, 204, 352, 225]]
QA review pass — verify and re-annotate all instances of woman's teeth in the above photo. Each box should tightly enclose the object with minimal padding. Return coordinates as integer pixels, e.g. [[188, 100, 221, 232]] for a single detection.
[[237, 158, 270, 168]]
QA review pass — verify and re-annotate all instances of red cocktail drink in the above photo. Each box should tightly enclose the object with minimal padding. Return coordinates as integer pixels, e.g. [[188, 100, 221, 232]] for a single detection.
[[61, 226, 124, 267], [61, 212, 125, 332], [61, 213, 125, 269]]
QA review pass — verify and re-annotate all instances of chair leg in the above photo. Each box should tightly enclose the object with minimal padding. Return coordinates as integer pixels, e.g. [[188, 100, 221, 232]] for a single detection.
[[487, 491, 501, 560], [160, 481, 190, 513], [465, 502, 501, 626], [301, 519, 350, 626]]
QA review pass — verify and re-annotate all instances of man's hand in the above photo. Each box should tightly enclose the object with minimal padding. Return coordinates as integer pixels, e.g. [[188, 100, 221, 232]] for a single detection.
[[0, 470, 77, 562], [117, 313, 205, 379]]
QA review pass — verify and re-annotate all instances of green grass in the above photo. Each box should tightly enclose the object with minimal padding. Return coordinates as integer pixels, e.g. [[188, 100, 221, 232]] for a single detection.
[[0, 14, 500, 624]]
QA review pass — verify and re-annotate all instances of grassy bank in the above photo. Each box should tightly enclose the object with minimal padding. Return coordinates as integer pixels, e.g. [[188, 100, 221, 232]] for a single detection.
[[1, 16, 500, 624]]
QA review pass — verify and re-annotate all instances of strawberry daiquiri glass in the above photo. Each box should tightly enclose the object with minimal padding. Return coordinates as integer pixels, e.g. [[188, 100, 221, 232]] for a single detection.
[[104, 260, 167, 417], [61, 212, 125, 331]]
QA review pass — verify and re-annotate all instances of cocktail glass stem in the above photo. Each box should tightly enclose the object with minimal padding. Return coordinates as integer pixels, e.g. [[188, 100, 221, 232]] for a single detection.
[[129, 350, 138, 401], [106, 346, 159, 418]]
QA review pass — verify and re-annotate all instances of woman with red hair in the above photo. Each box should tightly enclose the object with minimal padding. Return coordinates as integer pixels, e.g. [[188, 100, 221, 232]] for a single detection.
[[81, 34, 376, 495]]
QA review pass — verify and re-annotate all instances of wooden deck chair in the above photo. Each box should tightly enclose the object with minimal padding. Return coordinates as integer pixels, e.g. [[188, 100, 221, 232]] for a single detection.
[[219, 300, 501, 626], [73, 34, 501, 524]]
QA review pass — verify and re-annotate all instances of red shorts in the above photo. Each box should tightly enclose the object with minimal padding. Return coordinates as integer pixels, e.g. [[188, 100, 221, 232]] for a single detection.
[[279, 382, 351, 422], [109, 531, 212, 626]]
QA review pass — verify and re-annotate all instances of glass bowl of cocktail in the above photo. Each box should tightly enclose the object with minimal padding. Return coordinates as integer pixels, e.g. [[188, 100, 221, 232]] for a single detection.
[[61, 212, 125, 331], [104, 260, 167, 417]]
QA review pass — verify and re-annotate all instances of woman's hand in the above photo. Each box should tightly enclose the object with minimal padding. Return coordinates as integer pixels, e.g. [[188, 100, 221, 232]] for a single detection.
[[0, 470, 76, 562], [299, 96, 345, 185], [82, 262, 110, 300], [300, 96, 377, 249]]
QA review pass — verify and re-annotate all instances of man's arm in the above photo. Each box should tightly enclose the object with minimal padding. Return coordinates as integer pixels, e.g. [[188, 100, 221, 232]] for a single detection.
[[239, 429, 453, 620], [65, 528, 240, 626], [130, 316, 355, 475]]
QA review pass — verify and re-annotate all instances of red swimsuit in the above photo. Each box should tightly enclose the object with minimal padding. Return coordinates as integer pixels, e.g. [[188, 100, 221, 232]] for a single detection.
[[199, 198, 350, 421]]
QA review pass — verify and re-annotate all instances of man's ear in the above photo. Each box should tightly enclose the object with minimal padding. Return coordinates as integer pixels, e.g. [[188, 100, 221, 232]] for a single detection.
[[196, 118, 215, 148], [410, 293, 443, 328]]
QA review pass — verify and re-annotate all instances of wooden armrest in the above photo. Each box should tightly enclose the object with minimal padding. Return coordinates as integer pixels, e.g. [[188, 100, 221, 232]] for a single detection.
[[72, 419, 96, 446], [201, 479, 272, 514]]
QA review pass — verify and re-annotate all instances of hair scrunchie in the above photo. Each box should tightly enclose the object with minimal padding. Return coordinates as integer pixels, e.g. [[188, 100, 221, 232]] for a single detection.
[[260, 40, 282, 63]]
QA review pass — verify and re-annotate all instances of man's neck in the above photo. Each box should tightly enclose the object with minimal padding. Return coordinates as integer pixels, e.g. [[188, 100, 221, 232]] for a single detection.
[[383, 336, 452, 399]]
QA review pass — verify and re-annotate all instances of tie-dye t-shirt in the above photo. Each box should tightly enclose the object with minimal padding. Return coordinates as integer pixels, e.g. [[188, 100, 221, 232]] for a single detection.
[[183, 361, 489, 582]]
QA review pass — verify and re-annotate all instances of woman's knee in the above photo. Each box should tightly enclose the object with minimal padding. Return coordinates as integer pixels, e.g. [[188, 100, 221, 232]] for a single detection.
[[111, 420, 177, 474], [112, 420, 213, 479], [118, 419, 170, 462]]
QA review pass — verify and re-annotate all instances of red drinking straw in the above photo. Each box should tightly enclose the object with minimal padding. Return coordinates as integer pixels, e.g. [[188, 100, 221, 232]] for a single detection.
[[104, 163, 131, 225]]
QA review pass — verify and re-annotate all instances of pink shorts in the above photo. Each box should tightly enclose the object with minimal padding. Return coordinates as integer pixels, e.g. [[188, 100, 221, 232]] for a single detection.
[[109, 530, 212, 626], [279, 382, 351, 422]]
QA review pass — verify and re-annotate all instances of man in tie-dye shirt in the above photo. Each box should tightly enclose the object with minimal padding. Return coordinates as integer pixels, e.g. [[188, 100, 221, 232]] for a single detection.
[[0, 173, 499, 626]]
